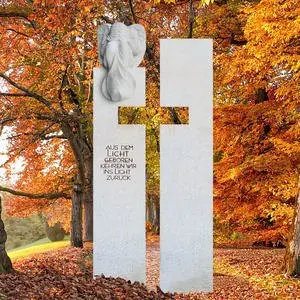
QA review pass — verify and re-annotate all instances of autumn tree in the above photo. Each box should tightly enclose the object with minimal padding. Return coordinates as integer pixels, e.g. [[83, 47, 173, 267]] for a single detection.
[[0, 0, 197, 238], [0, 0, 103, 242], [195, 0, 299, 272]]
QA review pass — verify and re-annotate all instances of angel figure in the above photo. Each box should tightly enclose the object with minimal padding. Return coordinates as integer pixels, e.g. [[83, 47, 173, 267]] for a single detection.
[[97, 22, 146, 102]]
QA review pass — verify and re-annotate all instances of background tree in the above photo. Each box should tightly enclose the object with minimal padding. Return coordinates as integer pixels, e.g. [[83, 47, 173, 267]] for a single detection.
[[196, 0, 299, 272], [0, 0, 103, 242], [0, 197, 13, 273], [285, 177, 300, 275]]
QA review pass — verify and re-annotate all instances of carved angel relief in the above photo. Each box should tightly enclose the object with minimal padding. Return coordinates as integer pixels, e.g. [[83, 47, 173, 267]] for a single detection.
[[97, 22, 146, 102]]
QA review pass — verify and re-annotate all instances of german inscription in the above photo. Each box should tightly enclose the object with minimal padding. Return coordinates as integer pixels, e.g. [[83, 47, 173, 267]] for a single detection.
[[100, 144, 136, 181]]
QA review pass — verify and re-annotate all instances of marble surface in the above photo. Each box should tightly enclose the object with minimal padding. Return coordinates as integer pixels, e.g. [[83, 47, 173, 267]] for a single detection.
[[93, 67, 146, 282], [160, 39, 213, 293], [97, 23, 146, 102]]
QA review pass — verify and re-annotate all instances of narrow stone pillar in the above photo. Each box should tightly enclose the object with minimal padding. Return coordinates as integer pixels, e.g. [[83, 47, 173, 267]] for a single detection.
[[160, 39, 213, 292], [93, 67, 146, 282]]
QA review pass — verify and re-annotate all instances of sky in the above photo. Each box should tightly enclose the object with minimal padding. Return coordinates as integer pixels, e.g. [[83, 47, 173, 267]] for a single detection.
[[0, 128, 24, 187]]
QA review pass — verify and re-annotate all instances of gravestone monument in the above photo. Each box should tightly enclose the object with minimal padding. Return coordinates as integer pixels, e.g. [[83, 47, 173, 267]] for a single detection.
[[93, 22, 213, 293], [93, 23, 146, 282]]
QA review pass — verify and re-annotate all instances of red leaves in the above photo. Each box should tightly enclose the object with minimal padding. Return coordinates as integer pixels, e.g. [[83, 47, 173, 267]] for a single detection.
[[0, 247, 171, 299], [1, 242, 299, 299]]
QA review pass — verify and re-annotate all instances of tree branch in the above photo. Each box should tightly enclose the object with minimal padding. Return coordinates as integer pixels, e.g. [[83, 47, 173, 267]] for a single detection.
[[230, 38, 247, 46], [0, 117, 15, 135], [214, 34, 247, 46], [7, 28, 30, 38], [188, 0, 194, 38], [0, 11, 35, 28], [127, 0, 157, 64], [0, 122, 57, 168], [229, 33, 247, 46], [58, 66, 68, 113], [5, 125, 64, 141], [0, 93, 27, 97], [0, 117, 15, 126], [41, 134, 67, 140], [34, 113, 57, 122], [0, 12, 28, 18], [0, 72, 52, 108], [168, 107, 182, 124], [129, 0, 139, 24], [0, 185, 71, 200], [100, 16, 113, 24]]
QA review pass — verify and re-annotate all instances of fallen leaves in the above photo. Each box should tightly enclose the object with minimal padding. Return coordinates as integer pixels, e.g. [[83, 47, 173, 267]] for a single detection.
[[0, 241, 299, 299], [0, 246, 171, 299]]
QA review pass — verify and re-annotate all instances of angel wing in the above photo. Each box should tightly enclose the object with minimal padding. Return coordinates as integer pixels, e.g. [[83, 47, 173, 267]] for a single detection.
[[128, 24, 146, 67], [97, 24, 111, 67]]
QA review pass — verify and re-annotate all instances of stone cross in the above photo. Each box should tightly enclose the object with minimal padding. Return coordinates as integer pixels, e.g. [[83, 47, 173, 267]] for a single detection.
[[94, 23, 213, 293]]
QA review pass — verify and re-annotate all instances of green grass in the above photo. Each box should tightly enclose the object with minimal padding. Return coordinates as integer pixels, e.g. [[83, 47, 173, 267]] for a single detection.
[[8, 236, 70, 261]]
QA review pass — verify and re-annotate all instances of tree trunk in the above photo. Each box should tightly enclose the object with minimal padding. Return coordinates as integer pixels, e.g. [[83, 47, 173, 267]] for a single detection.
[[146, 196, 160, 235], [62, 121, 93, 242], [71, 178, 83, 248], [83, 197, 93, 241], [45, 221, 66, 242], [155, 199, 160, 235], [0, 197, 13, 273], [284, 172, 300, 275], [83, 156, 93, 241], [146, 198, 154, 228]]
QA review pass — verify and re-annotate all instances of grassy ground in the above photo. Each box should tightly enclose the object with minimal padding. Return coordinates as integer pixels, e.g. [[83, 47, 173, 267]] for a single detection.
[[8, 236, 70, 261]]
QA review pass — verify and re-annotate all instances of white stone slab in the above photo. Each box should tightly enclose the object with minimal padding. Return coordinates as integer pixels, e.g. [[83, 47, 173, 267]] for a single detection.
[[160, 39, 213, 292], [93, 67, 146, 282]]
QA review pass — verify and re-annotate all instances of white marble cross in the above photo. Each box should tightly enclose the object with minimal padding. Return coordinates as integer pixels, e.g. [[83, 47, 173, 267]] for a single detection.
[[94, 31, 213, 293]]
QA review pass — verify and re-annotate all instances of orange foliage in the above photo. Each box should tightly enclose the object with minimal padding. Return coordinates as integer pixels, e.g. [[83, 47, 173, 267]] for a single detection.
[[206, 0, 300, 242]]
